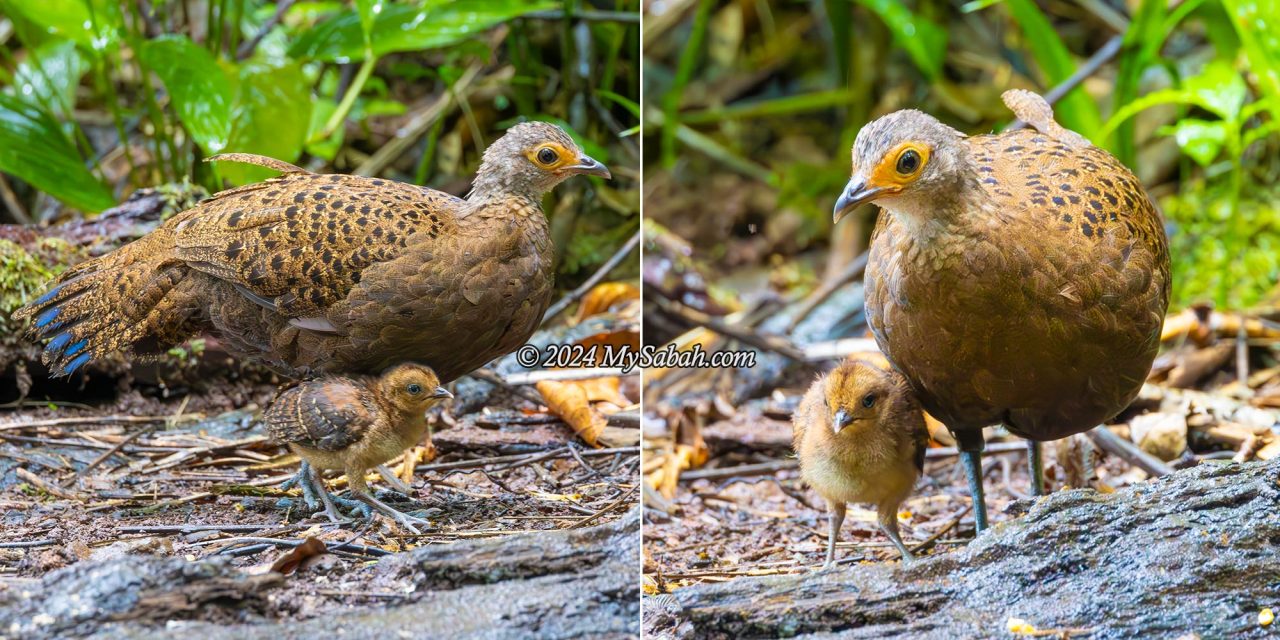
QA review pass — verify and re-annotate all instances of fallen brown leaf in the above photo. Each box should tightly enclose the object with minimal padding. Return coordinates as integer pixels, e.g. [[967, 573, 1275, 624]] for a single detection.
[[269, 537, 327, 575]]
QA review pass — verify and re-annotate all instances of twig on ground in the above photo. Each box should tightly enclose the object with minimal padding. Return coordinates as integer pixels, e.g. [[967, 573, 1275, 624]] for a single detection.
[[541, 229, 642, 325]]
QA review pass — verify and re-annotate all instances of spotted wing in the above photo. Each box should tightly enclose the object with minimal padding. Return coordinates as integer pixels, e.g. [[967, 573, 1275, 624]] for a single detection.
[[173, 158, 459, 320]]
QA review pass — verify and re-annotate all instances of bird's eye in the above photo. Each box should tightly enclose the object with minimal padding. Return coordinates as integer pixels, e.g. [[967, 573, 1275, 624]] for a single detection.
[[896, 149, 921, 175], [861, 393, 876, 408], [407, 384, 422, 395], [537, 147, 559, 165]]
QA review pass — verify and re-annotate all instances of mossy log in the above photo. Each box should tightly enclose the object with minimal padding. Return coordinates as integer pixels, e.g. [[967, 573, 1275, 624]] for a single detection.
[[648, 460, 1280, 639]]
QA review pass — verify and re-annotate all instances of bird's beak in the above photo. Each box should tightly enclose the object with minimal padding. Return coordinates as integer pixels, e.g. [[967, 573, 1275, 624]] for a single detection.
[[833, 177, 883, 224], [832, 409, 854, 434], [432, 386, 453, 399], [565, 155, 611, 179]]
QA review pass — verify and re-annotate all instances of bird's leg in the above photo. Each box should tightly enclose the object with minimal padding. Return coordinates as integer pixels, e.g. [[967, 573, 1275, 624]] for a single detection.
[[279, 461, 319, 510], [878, 506, 915, 564], [824, 500, 846, 569], [959, 445, 989, 533], [1027, 440, 1045, 497], [307, 463, 351, 524], [345, 468, 431, 534]]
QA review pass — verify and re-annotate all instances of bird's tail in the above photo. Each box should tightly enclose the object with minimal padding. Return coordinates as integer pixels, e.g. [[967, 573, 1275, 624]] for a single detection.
[[12, 226, 197, 376]]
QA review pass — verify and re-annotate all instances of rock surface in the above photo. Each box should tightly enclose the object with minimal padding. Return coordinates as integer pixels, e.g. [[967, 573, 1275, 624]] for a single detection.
[[0, 508, 640, 639], [648, 460, 1280, 639]]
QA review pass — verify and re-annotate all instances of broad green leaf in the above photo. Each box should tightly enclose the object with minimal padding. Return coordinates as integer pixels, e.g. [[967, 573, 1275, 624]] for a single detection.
[[288, 0, 556, 62], [1182, 60, 1247, 120], [1003, 0, 1102, 136], [140, 35, 234, 154], [10, 40, 85, 117], [0, 93, 113, 211], [221, 62, 312, 185], [1, 0, 122, 53], [1159, 119, 1227, 166], [852, 0, 946, 80], [356, 0, 383, 49]]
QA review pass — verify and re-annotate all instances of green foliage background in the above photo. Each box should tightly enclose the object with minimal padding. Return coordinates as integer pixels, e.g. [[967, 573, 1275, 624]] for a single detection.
[[643, 0, 1279, 311]]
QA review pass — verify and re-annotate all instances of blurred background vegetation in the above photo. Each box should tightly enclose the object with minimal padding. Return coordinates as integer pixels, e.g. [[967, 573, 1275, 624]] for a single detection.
[[0, 0, 639, 292], [642, 0, 1277, 312]]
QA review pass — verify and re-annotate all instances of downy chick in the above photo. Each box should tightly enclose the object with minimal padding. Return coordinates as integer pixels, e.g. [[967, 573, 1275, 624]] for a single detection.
[[793, 359, 927, 567], [265, 362, 451, 533]]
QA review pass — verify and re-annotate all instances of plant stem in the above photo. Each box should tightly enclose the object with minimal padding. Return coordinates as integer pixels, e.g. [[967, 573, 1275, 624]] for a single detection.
[[660, 0, 714, 168], [315, 54, 377, 143]]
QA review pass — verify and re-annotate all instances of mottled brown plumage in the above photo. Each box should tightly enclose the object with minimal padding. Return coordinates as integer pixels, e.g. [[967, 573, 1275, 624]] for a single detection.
[[833, 90, 1170, 530], [264, 362, 452, 531], [793, 359, 927, 566], [15, 122, 609, 381]]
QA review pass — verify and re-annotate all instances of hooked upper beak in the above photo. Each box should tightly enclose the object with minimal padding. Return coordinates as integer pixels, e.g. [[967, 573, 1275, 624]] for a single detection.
[[833, 177, 884, 224], [832, 409, 854, 434], [432, 386, 453, 400], [565, 155, 611, 179]]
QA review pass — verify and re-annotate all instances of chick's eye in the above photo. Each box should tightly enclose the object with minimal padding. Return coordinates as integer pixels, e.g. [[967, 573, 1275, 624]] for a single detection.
[[896, 149, 921, 174], [861, 393, 876, 408], [537, 147, 559, 165], [407, 384, 422, 395]]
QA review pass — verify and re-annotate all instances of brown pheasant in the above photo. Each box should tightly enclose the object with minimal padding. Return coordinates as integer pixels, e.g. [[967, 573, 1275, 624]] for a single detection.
[[792, 359, 927, 567], [833, 90, 1170, 531], [15, 122, 609, 381], [264, 362, 451, 532]]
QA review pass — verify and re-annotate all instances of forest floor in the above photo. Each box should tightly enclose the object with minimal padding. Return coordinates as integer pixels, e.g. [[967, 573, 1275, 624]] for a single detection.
[[0, 372, 639, 625]]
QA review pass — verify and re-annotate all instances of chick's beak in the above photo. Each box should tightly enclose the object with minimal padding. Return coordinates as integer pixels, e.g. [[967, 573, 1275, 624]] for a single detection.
[[832, 409, 854, 434], [565, 155, 611, 179], [432, 386, 453, 400], [833, 177, 883, 224]]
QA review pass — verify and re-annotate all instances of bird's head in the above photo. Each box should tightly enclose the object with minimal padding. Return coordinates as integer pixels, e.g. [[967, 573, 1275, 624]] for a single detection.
[[822, 359, 908, 436], [833, 110, 968, 224], [379, 363, 452, 413], [470, 121, 610, 201]]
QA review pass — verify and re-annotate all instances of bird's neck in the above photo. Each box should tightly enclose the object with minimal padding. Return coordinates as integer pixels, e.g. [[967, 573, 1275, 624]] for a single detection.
[[880, 175, 987, 245]]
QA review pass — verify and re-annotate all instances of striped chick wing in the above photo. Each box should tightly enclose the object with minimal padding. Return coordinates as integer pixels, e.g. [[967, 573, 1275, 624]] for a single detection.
[[264, 378, 374, 452]]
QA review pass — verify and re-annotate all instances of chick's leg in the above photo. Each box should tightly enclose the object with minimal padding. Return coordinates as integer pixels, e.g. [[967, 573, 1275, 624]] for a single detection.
[[824, 500, 846, 569], [279, 461, 319, 510], [345, 467, 431, 534], [878, 505, 915, 564], [1027, 440, 1045, 496]]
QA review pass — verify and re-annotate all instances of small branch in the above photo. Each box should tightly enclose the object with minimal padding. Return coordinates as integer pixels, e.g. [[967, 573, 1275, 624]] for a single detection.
[[61, 423, 159, 487], [787, 251, 868, 332], [316, 54, 378, 143], [1086, 425, 1174, 477], [541, 229, 641, 325], [655, 296, 811, 363], [236, 0, 293, 60]]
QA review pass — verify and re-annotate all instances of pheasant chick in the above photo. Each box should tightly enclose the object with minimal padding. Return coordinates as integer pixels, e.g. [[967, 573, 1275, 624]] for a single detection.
[[265, 362, 452, 533], [793, 359, 927, 567]]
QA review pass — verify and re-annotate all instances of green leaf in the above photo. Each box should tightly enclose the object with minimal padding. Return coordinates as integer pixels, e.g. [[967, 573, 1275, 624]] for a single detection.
[[1159, 119, 1228, 166], [140, 35, 234, 154], [305, 97, 343, 161], [0, 93, 113, 212], [1182, 60, 1247, 120], [288, 0, 556, 62], [9, 40, 85, 118], [1003, 0, 1102, 137], [851, 0, 947, 80], [1098, 88, 1200, 141], [220, 62, 312, 185], [1, 0, 122, 53], [596, 89, 641, 119]]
